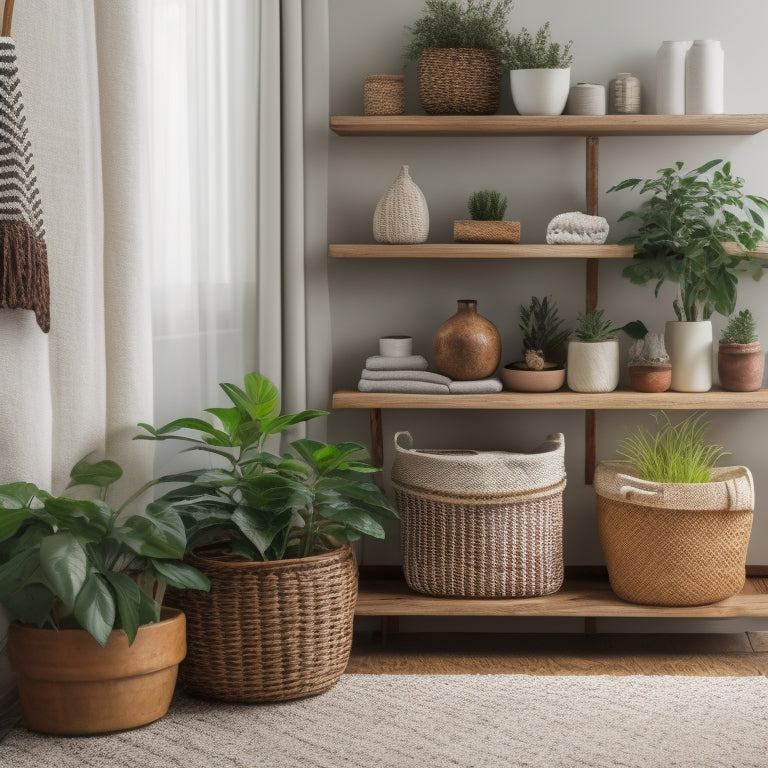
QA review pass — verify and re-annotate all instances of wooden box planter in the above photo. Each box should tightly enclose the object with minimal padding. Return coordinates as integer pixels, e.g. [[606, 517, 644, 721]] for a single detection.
[[453, 220, 521, 243]]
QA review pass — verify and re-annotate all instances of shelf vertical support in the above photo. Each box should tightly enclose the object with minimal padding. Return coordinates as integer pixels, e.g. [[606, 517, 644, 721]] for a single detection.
[[585, 137, 600, 484], [370, 408, 384, 485]]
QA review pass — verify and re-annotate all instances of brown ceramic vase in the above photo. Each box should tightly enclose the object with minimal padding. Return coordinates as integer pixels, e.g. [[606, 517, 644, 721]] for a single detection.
[[433, 299, 501, 380], [628, 362, 673, 393], [718, 342, 765, 391]]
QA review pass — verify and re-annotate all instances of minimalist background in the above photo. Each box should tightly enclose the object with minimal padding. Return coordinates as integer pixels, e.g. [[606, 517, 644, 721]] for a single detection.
[[326, 0, 768, 632]]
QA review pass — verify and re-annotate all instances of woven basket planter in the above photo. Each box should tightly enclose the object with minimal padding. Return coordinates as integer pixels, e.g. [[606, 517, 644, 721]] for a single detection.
[[166, 544, 357, 702], [392, 431, 566, 597], [595, 461, 754, 606], [453, 220, 521, 243], [417, 47, 500, 115]]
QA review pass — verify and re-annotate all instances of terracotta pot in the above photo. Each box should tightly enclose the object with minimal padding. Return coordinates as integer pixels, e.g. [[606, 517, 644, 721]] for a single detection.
[[433, 299, 501, 380], [8, 608, 185, 735], [718, 342, 765, 391], [628, 362, 672, 393], [502, 362, 565, 392]]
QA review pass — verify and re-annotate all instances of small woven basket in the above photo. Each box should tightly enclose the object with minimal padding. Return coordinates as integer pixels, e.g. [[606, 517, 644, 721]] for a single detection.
[[165, 544, 357, 702], [417, 47, 500, 115], [364, 74, 405, 115], [453, 220, 521, 243], [595, 462, 754, 606], [392, 431, 566, 597]]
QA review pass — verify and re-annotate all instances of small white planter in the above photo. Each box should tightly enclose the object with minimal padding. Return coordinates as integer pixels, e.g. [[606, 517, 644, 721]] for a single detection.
[[665, 320, 713, 392], [567, 339, 620, 393], [510, 68, 571, 116]]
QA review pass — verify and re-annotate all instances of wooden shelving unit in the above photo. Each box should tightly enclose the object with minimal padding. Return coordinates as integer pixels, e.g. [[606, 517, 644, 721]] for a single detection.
[[329, 243, 633, 259]]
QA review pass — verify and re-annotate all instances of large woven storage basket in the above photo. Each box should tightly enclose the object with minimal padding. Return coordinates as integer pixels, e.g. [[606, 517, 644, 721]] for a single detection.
[[595, 461, 754, 606], [392, 431, 566, 597], [165, 544, 357, 702]]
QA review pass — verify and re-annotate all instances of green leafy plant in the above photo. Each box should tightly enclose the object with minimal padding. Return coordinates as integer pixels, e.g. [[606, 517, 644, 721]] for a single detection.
[[518, 295, 570, 369], [403, 0, 515, 64], [468, 189, 507, 220], [616, 411, 729, 483], [628, 332, 670, 364], [504, 21, 573, 70], [0, 457, 210, 647], [608, 159, 768, 321], [136, 372, 398, 562], [572, 309, 647, 342], [720, 308, 759, 344]]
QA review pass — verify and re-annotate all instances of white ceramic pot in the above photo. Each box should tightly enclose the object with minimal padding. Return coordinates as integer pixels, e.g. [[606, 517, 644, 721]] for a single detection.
[[566, 339, 620, 393], [510, 68, 571, 116], [665, 320, 713, 392]]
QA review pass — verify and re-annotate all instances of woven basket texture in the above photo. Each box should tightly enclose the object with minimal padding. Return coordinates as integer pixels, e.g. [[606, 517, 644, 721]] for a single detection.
[[364, 74, 405, 115], [392, 432, 566, 597], [453, 220, 521, 243], [417, 47, 500, 115], [595, 461, 754, 606], [165, 545, 357, 703], [373, 165, 429, 244]]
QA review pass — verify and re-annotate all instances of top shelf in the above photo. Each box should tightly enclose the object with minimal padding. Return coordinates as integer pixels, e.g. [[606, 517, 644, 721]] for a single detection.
[[330, 114, 768, 137]]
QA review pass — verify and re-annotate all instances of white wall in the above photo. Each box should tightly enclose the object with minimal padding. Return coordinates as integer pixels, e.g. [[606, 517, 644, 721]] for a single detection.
[[327, 0, 768, 631]]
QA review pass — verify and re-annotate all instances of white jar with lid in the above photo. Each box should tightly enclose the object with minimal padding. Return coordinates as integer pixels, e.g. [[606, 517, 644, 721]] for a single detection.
[[685, 40, 724, 114], [656, 41, 690, 114]]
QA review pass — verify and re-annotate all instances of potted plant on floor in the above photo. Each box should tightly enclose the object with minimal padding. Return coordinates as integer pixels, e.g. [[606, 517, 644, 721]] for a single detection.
[[627, 331, 672, 393], [403, 0, 515, 115], [453, 189, 521, 243], [0, 457, 210, 735], [503, 295, 570, 392], [594, 411, 754, 606], [608, 159, 768, 393], [566, 309, 646, 393], [718, 309, 765, 392], [505, 21, 573, 115], [137, 372, 398, 703]]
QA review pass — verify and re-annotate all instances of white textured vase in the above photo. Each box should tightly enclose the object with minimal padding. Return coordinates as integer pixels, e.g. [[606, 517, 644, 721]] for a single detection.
[[510, 68, 571, 116], [373, 165, 429, 244], [656, 40, 690, 114], [566, 339, 620, 393], [666, 320, 713, 392], [685, 40, 724, 114]]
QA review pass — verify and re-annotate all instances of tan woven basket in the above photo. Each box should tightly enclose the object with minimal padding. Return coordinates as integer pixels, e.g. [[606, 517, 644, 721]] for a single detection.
[[392, 432, 566, 597], [453, 220, 521, 243], [417, 47, 500, 115], [595, 461, 754, 606], [165, 544, 357, 702], [364, 74, 405, 115]]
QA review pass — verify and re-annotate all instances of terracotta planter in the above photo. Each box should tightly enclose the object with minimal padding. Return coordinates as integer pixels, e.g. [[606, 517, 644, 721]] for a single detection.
[[718, 342, 765, 391], [628, 362, 672, 393], [8, 608, 185, 735], [502, 362, 565, 392]]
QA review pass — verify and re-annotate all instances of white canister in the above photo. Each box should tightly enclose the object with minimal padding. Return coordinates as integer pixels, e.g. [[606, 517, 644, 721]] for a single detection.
[[666, 320, 713, 392], [685, 40, 724, 114], [566, 83, 606, 115], [379, 335, 413, 357], [656, 41, 690, 115]]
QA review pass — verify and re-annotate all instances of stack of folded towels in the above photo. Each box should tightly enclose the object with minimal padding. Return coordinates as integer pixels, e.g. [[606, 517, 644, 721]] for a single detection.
[[358, 352, 503, 394]]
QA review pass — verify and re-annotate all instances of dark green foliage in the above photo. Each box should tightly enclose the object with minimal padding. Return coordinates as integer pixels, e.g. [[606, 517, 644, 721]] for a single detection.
[[573, 310, 648, 342], [608, 159, 768, 321], [720, 309, 759, 344], [468, 189, 507, 220], [504, 21, 573, 70], [518, 295, 570, 360]]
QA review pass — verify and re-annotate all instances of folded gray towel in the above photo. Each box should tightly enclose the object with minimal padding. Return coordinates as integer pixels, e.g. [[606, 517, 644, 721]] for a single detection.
[[361, 368, 451, 386], [448, 377, 503, 394], [365, 354, 429, 371], [358, 379, 450, 394]]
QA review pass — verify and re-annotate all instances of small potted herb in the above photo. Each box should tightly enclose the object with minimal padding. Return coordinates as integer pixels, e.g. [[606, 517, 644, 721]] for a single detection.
[[627, 331, 672, 393], [453, 189, 520, 243], [718, 309, 764, 391]]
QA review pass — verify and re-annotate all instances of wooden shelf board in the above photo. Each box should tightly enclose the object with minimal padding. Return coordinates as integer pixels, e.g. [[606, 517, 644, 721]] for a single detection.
[[356, 576, 768, 619], [329, 243, 633, 259], [331, 114, 768, 138], [333, 387, 768, 411]]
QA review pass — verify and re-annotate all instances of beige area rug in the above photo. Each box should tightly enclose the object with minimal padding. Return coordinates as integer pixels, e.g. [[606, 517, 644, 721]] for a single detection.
[[2, 674, 768, 768]]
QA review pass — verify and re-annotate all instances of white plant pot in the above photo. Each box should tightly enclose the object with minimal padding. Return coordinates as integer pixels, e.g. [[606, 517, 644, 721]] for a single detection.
[[665, 320, 713, 392], [510, 68, 571, 116], [567, 339, 620, 393]]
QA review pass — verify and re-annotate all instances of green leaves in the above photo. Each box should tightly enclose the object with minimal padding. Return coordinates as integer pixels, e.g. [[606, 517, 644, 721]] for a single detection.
[[68, 456, 123, 490], [505, 21, 573, 70]]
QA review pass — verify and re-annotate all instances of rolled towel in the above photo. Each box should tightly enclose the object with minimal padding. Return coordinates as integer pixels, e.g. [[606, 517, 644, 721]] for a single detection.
[[448, 377, 503, 394], [546, 211, 609, 244], [361, 368, 451, 386], [358, 379, 450, 394], [365, 354, 429, 371]]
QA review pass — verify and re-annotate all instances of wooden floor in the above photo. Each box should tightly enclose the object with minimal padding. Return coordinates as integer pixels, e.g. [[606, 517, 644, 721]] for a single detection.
[[347, 631, 768, 676]]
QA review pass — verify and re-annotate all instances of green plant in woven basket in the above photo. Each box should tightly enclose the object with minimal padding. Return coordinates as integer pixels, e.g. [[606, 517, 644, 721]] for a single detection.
[[468, 189, 507, 221], [615, 411, 729, 484], [720, 309, 759, 344], [518, 295, 570, 369], [403, 0, 515, 64], [573, 309, 648, 342], [504, 21, 573, 70]]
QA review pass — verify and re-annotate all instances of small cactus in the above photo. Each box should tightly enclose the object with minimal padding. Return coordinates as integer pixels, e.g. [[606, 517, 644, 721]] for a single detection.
[[573, 309, 614, 342], [720, 309, 759, 344], [628, 332, 669, 364]]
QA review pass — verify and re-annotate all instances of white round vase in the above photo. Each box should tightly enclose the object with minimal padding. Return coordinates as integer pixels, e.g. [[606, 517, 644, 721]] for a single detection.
[[665, 320, 713, 392], [510, 68, 571, 116], [566, 339, 620, 393]]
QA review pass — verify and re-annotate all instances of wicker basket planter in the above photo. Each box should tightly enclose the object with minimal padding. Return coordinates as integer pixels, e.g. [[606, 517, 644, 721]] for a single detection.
[[392, 431, 566, 597], [166, 545, 357, 702], [453, 220, 521, 243], [595, 461, 754, 606]]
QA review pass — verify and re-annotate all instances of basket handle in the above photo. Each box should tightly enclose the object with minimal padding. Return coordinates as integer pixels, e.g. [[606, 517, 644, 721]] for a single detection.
[[2, 0, 14, 36], [393, 431, 414, 451]]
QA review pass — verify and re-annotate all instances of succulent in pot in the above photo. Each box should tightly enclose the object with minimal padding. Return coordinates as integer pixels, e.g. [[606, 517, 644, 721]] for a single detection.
[[627, 331, 672, 393], [454, 189, 520, 243], [718, 308, 764, 392]]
